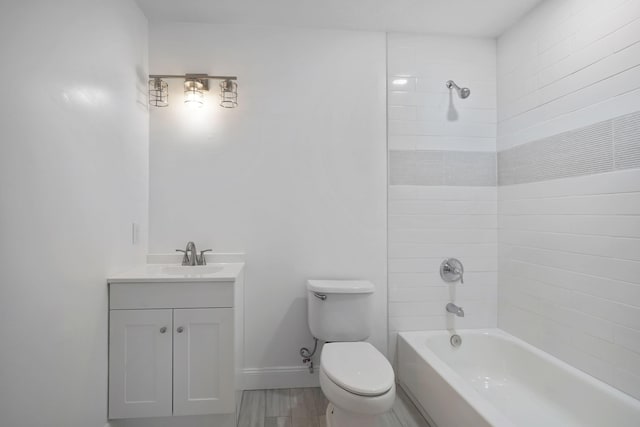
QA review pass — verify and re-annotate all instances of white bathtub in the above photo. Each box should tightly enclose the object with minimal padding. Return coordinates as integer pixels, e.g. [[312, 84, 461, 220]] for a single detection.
[[397, 329, 640, 427]]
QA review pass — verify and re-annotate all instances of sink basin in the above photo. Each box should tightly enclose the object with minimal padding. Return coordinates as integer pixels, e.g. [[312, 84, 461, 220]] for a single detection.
[[161, 265, 224, 275], [108, 262, 244, 283]]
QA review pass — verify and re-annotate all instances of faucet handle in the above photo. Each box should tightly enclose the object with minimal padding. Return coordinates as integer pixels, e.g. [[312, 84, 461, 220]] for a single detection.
[[199, 249, 213, 265], [176, 249, 189, 266], [440, 258, 464, 284]]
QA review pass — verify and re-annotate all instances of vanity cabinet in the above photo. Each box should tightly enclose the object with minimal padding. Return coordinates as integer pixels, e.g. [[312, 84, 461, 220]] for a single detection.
[[108, 279, 238, 420]]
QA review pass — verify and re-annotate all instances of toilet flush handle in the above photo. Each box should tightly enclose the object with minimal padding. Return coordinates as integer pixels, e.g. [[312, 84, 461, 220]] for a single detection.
[[313, 292, 327, 301]]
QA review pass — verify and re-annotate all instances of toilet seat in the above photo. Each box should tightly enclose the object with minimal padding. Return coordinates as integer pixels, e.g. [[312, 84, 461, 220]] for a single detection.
[[320, 366, 396, 417], [321, 342, 394, 396]]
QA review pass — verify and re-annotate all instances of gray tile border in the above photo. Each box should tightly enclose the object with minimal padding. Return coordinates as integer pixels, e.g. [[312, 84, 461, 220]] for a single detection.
[[614, 111, 640, 171], [389, 150, 496, 186], [443, 151, 496, 186], [389, 150, 444, 186], [498, 110, 640, 186], [389, 111, 640, 187]]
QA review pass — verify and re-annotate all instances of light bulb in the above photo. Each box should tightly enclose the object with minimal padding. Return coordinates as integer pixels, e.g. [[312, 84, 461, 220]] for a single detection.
[[184, 79, 204, 109]]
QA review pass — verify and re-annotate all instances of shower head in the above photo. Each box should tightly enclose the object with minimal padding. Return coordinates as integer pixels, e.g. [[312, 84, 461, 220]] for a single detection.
[[446, 80, 471, 99]]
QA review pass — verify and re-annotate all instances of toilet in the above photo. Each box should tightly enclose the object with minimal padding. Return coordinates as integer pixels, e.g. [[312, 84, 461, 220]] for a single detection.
[[307, 280, 396, 427]]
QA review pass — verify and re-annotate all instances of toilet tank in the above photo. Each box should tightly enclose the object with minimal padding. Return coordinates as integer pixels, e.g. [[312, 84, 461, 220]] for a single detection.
[[307, 280, 375, 342]]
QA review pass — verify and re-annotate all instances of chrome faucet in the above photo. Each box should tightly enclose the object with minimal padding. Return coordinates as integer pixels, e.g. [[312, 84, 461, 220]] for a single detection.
[[446, 303, 465, 317], [185, 241, 198, 266], [176, 241, 212, 266]]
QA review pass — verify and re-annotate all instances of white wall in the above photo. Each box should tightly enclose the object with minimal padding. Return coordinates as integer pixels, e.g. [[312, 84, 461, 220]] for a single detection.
[[0, 1, 149, 426], [147, 24, 387, 388], [387, 33, 498, 361], [498, 0, 640, 399]]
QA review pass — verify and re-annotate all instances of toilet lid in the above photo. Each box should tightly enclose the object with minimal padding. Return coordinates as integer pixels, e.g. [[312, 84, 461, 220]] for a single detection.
[[321, 342, 394, 396]]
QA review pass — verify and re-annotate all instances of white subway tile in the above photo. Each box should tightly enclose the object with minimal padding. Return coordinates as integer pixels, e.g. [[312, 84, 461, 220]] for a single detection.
[[498, 169, 640, 199], [389, 257, 497, 273], [500, 258, 640, 307], [389, 185, 497, 201], [505, 244, 640, 284], [388, 46, 417, 76], [388, 76, 417, 92], [389, 283, 497, 302], [388, 105, 417, 121], [389, 214, 497, 230], [415, 106, 497, 124], [572, 292, 640, 330], [612, 17, 640, 52], [613, 368, 640, 400], [500, 214, 640, 238], [389, 272, 497, 288], [499, 192, 640, 215], [389, 243, 497, 259], [389, 200, 497, 215], [389, 228, 497, 244], [500, 229, 640, 262], [614, 326, 640, 354], [409, 135, 496, 152]]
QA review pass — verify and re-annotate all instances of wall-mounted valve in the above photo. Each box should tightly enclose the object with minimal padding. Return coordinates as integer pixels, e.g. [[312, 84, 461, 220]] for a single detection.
[[440, 258, 464, 284]]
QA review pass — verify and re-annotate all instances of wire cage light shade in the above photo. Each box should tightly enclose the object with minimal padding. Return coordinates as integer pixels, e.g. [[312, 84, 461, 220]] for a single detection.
[[148, 78, 168, 107], [220, 79, 238, 108], [184, 79, 205, 108]]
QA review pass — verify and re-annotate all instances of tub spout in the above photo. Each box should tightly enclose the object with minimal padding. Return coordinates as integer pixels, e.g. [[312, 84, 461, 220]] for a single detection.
[[446, 303, 464, 317]]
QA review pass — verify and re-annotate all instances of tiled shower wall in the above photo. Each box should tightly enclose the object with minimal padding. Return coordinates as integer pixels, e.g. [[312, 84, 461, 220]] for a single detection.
[[497, 0, 640, 400], [387, 33, 498, 361]]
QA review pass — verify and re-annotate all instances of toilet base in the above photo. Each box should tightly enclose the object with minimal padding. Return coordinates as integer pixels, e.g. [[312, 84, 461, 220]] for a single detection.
[[325, 402, 389, 427]]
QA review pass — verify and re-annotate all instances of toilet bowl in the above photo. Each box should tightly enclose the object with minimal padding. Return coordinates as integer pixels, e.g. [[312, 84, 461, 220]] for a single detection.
[[320, 342, 396, 427]]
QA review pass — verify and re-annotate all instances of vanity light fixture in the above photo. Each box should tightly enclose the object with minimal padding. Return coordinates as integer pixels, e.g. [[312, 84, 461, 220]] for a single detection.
[[148, 73, 238, 108]]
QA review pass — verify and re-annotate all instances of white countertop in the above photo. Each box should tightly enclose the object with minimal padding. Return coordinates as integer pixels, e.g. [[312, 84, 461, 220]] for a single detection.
[[108, 262, 244, 283]]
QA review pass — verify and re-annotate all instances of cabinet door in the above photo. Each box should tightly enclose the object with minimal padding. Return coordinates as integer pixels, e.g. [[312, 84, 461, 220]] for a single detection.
[[173, 308, 234, 416], [109, 309, 173, 419]]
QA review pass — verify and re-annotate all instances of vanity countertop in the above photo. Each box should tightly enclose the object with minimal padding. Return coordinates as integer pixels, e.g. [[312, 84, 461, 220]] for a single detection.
[[108, 262, 244, 283]]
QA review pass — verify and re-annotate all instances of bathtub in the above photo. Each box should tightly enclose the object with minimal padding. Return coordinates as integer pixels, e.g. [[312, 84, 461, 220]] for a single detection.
[[397, 329, 640, 427]]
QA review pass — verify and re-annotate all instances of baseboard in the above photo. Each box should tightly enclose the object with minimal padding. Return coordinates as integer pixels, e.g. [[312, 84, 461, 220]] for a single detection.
[[241, 366, 319, 390]]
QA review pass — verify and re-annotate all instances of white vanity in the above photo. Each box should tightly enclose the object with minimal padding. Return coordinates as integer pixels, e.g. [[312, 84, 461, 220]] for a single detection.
[[107, 257, 244, 427]]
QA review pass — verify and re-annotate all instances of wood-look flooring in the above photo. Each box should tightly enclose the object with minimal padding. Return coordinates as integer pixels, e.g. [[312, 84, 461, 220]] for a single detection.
[[237, 385, 430, 427]]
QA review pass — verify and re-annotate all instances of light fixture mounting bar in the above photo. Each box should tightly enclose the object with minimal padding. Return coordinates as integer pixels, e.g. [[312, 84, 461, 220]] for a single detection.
[[149, 74, 237, 81]]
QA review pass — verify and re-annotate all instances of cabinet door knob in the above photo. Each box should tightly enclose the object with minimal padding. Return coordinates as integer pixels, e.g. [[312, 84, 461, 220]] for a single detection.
[[160, 327, 167, 334], [177, 326, 184, 333]]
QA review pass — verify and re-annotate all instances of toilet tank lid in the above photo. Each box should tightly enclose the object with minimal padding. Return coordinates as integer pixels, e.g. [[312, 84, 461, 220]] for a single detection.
[[307, 280, 374, 294]]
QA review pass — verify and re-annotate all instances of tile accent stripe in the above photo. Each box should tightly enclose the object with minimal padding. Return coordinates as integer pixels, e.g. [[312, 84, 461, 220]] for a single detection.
[[499, 111, 640, 186], [389, 150, 497, 186], [615, 112, 640, 171]]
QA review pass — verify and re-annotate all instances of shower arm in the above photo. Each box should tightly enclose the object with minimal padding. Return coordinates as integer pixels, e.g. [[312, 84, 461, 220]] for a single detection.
[[446, 80, 461, 91], [446, 79, 470, 99]]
